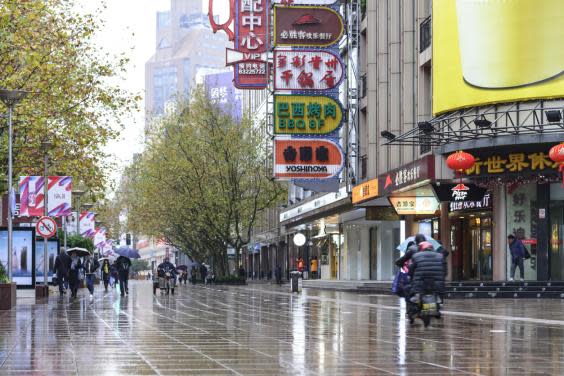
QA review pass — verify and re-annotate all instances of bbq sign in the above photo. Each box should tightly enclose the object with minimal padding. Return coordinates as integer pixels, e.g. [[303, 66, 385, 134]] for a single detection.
[[274, 138, 344, 179], [274, 94, 342, 135], [274, 6, 344, 47], [274, 49, 343, 91]]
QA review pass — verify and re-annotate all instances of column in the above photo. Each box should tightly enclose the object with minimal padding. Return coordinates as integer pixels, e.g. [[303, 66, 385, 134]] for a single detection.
[[439, 202, 452, 281], [492, 184, 507, 281], [537, 183, 550, 280]]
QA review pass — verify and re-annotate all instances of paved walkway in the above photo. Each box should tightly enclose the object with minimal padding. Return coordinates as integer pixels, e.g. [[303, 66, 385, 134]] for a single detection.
[[2, 281, 564, 375]]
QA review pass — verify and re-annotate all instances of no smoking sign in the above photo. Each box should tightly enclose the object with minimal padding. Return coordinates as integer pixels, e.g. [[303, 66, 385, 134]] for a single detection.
[[36, 216, 57, 238]]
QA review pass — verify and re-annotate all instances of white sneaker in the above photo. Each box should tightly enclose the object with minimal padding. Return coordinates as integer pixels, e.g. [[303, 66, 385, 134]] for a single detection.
[[89, 294, 93, 299], [508, 278, 514, 281]]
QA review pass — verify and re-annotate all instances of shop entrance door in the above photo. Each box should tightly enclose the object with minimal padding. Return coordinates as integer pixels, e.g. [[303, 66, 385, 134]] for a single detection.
[[451, 215, 493, 281], [550, 201, 564, 280]]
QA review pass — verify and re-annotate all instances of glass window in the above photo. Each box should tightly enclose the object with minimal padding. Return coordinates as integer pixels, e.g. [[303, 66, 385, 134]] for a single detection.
[[182, 59, 191, 97], [153, 65, 177, 115], [157, 12, 170, 29]]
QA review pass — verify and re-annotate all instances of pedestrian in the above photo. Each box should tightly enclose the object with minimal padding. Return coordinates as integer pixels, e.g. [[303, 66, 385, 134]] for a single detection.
[[297, 257, 304, 273], [190, 266, 197, 285], [53, 249, 70, 295], [275, 265, 282, 285], [109, 261, 118, 288], [182, 270, 188, 284], [310, 256, 318, 279], [200, 264, 208, 284], [238, 265, 246, 279], [84, 255, 100, 299], [395, 234, 427, 267], [508, 234, 527, 281], [67, 251, 82, 299], [116, 255, 131, 296], [100, 259, 111, 292]]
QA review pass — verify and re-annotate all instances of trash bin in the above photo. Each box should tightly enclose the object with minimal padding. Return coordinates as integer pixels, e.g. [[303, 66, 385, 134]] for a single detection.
[[290, 271, 301, 293]]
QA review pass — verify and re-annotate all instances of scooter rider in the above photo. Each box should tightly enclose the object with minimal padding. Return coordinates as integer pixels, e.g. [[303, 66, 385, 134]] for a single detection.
[[408, 241, 446, 322], [157, 257, 177, 294]]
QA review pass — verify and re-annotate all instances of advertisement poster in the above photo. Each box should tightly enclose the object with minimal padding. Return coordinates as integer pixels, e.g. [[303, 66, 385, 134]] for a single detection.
[[79, 212, 96, 238], [204, 71, 243, 120], [35, 239, 58, 283], [93, 228, 107, 248], [19, 176, 73, 217], [432, 0, 564, 114], [0, 228, 35, 286]]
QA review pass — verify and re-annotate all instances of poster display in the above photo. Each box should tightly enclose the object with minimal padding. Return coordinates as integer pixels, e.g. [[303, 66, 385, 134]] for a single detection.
[[19, 176, 73, 217], [0, 228, 35, 286], [35, 239, 58, 283]]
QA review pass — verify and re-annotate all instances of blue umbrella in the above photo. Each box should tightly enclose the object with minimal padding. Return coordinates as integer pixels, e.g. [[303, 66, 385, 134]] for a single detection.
[[115, 246, 140, 259], [396, 235, 441, 253]]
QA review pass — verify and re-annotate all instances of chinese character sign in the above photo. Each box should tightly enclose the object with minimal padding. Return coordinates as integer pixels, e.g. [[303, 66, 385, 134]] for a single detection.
[[274, 95, 342, 135], [19, 176, 73, 217], [274, 6, 344, 47], [464, 150, 560, 177], [272, 0, 337, 4], [204, 71, 243, 120], [274, 138, 343, 179], [274, 49, 343, 91]]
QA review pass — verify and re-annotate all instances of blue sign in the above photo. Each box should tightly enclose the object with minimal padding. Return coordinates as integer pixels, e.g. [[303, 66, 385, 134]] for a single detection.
[[204, 72, 243, 121]]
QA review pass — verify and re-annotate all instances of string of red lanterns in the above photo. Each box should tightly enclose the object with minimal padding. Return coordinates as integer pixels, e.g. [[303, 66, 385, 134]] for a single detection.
[[549, 143, 564, 188]]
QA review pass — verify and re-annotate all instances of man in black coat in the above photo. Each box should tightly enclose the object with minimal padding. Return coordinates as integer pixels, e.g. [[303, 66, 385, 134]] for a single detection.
[[116, 256, 131, 296], [408, 241, 446, 296], [53, 250, 70, 294]]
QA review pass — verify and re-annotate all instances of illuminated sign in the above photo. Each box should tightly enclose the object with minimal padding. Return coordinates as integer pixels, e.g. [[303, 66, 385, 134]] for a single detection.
[[379, 155, 435, 194], [463, 150, 559, 177], [274, 138, 344, 179], [273, 0, 337, 4], [352, 179, 379, 205], [274, 94, 342, 135], [274, 49, 344, 91], [432, 0, 564, 114], [274, 6, 344, 47], [389, 196, 440, 215]]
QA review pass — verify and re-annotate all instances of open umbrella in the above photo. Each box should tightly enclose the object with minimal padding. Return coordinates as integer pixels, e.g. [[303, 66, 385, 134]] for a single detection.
[[128, 249, 141, 259], [396, 235, 441, 253], [176, 265, 188, 271], [66, 247, 91, 257]]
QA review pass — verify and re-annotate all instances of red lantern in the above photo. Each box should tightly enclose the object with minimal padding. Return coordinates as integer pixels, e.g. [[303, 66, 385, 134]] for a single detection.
[[549, 143, 564, 188], [446, 151, 476, 172]]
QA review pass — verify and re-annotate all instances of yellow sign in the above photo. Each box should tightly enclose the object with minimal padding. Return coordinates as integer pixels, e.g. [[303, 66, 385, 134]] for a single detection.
[[465, 151, 559, 176], [389, 196, 440, 215], [433, 0, 564, 115], [352, 179, 379, 204], [274, 95, 343, 135]]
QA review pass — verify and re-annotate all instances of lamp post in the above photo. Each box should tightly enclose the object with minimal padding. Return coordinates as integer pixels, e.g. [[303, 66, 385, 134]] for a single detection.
[[41, 140, 52, 288], [0, 89, 28, 281]]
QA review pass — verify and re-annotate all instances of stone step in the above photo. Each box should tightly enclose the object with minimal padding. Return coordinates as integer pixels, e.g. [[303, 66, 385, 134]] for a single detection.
[[445, 290, 564, 299], [446, 285, 564, 292]]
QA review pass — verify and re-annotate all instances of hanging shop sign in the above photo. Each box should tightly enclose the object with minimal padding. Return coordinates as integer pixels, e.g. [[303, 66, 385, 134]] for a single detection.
[[209, 0, 269, 89], [432, 183, 488, 203], [462, 146, 560, 178], [274, 6, 344, 47], [389, 196, 440, 216], [274, 49, 344, 91], [18, 176, 73, 217], [274, 94, 342, 135], [378, 155, 435, 195], [273, 0, 337, 5], [352, 179, 379, 205], [449, 193, 492, 212], [274, 138, 344, 179]]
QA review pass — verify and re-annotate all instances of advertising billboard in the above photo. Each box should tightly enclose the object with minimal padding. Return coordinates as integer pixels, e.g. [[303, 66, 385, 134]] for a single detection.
[[19, 176, 73, 217], [274, 94, 342, 135], [204, 71, 243, 120], [0, 228, 35, 286], [35, 239, 58, 283], [274, 6, 344, 47], [432, 0, 564, 115], [274, 138, 344, 179]]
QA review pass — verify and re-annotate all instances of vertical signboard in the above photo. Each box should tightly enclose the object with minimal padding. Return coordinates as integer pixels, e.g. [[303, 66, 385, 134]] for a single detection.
[[19, 176, 73, 217]]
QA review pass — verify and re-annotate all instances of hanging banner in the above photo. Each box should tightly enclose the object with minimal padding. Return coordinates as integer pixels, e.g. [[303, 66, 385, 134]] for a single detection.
[[274, 138, 344, 179], [94, 227, 107, 248], [274, 6, 344, 47], [274, 49, 344, 91], [79, 212, 96, 238], [19, 176, 73, 217], [274, 94, 343, 135]]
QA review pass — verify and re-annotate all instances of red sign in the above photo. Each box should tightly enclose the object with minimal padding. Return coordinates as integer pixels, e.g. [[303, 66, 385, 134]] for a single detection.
[[379, 155, 435, 194], [36, 216, 57, 238], [274, 49, 343, 91], [274, 6, 344, 47], [274, 138, 343, 179]]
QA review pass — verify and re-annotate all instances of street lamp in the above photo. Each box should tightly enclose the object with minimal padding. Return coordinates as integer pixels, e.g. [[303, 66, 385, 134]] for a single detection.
[[0, 89, 28, 281], [41, 140, 53, 288]]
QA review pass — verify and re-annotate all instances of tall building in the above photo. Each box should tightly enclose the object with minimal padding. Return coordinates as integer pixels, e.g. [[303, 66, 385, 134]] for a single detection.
[[145, 0, 229, 131]]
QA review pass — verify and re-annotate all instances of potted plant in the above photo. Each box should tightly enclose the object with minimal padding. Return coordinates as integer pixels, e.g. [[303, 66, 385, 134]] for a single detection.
[[0, 262, 16, 310]]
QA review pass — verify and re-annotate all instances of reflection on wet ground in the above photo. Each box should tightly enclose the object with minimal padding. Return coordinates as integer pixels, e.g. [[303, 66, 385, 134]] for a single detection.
[[1, 281, 564, 375]]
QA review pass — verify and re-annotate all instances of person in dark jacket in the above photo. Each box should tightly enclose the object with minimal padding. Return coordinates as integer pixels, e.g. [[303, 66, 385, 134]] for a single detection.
[[200, 264, 208, 284], [408, 241, 446, 296], [53, 250, 70, 294], [275, 265, 282, 285], [238, 266, 246, 279], [101, 259, 111, 291], [395, 234, 427, 268], [508, 234, 526, 281], [116, 256, 131, 296], [67, 251, 82, 299], [83, 255, 100, 299]]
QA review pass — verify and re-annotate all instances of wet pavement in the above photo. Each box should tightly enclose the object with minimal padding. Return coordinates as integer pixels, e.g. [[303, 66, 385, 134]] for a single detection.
[[2, 282, 564, 375]]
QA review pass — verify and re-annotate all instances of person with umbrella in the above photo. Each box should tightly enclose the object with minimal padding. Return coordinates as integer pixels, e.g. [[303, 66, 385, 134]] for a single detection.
[[66, 248, 89, 299], [100, 258, 111, 292], [84, 254, 100, 299], [116, 255, 131, 296], [53, 248, 71, 295]]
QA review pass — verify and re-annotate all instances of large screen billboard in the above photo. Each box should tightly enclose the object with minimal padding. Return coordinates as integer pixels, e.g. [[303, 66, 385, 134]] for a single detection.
[[432, 0, 564, 115], [0, 228, 35, 286]]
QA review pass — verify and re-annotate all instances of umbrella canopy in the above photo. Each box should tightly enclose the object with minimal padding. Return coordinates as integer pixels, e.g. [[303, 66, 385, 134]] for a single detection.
[[176, 265, 188, 271], [396, 235, 441, 253], [66, 247, 91, 257], [128, 249, 141, 259], [115, 246, 140, 258]]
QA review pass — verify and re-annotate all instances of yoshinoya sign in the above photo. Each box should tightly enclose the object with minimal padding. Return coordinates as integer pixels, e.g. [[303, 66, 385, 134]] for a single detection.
[[274, 49, 344, 91], [274, 138, 343, 179], [274, 94, 342, 135], [210, 0, 269, 89], [274, 6, 344, 47], [379, 155, 435, 195]]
